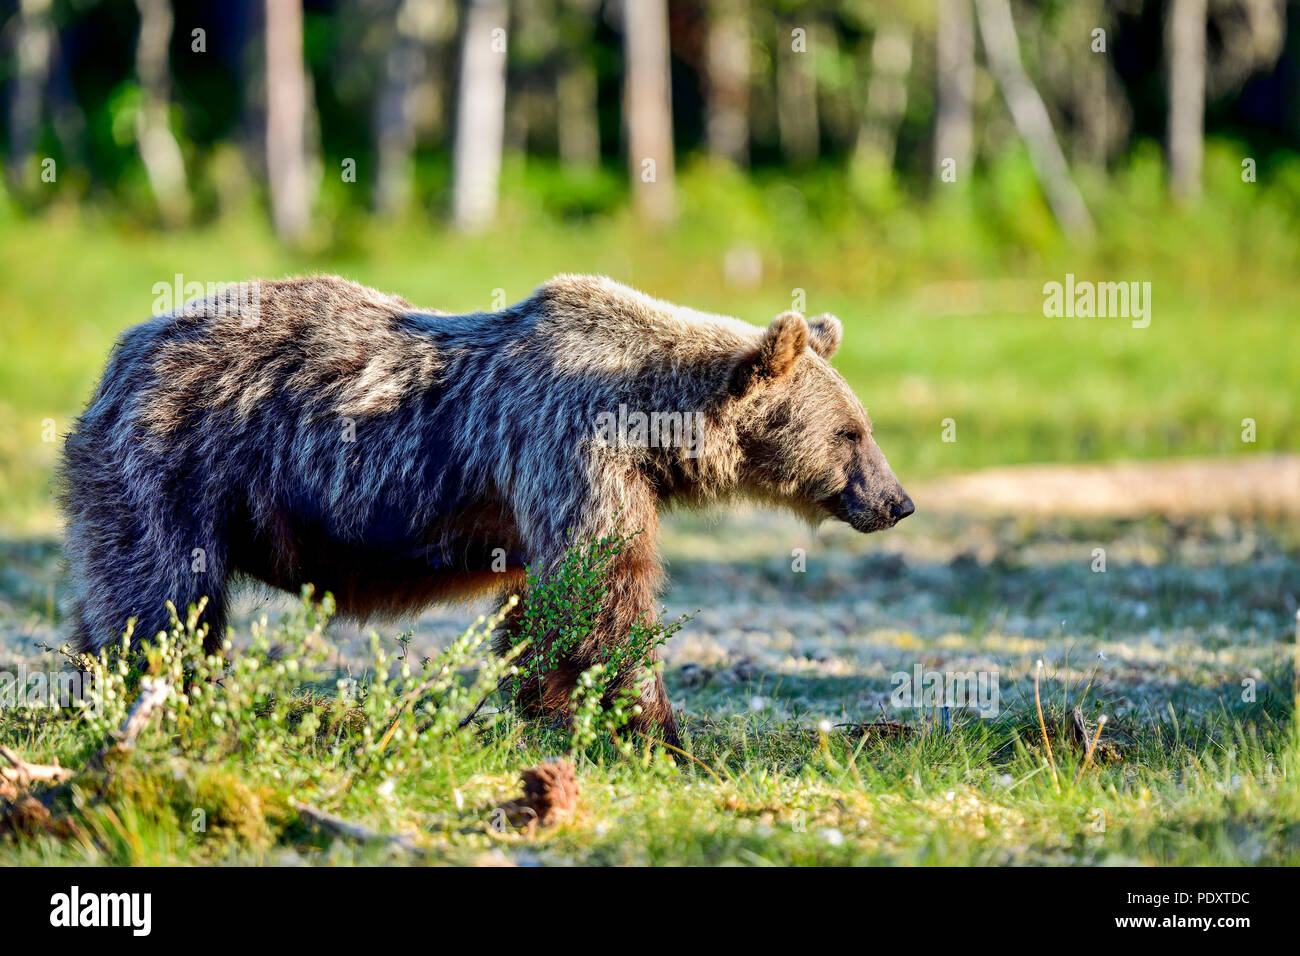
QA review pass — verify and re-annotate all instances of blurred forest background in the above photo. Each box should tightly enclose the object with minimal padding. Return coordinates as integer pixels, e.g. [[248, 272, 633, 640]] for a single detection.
[[1, 0, 1298, 532]]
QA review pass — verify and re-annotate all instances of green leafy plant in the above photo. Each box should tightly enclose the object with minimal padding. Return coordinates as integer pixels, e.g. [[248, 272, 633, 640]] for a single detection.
[[504, 529, 691, 753], [506, 530, 631, 701], [67, 586, 525, 793]]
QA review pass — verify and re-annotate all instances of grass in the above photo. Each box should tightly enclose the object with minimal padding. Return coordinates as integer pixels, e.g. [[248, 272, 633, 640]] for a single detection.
[[1, 513, 1296, 865]]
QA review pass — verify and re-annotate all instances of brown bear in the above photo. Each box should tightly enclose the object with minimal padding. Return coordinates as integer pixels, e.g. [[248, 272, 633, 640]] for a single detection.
[[58, 274, 913, 747]]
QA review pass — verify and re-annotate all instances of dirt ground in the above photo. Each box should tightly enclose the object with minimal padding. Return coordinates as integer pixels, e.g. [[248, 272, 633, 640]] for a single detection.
[[912, 454, 1300, 518]]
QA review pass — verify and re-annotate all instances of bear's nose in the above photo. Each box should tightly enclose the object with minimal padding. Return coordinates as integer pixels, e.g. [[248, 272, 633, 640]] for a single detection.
[[890, 494, 915, 521]]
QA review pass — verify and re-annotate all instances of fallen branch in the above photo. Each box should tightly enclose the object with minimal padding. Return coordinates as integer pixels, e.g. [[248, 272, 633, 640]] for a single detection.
[[0, 746, 75, 800], [1, 679, 170, 812], [0, 746, 75, 786], [294, 801, 426, 855], [89, 677, 171, 771]]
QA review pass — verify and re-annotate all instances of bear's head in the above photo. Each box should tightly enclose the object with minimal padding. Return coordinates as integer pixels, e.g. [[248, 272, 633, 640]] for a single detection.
[[727, 310, 913, 533]]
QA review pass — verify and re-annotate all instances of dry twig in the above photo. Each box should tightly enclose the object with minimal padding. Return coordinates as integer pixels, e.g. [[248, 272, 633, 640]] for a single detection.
[[88, 678, 172, 771], [293, 801, 426, 855], [1076, 715, 1108, 782]]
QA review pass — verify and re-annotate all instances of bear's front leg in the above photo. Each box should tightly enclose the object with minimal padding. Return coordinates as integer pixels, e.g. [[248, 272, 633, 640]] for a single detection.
[[508, 500, 679, 749], [617, 658, 680, 750], [583, 524, 679, 748]]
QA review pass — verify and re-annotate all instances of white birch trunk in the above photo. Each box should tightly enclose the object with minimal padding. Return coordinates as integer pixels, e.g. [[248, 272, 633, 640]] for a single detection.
[[705, 0, 749, 165], [374, 0, 432, 216], [451, 0, 508, 232], [265, 0, 310, 242], [7, 0, 55, 192], [1166, 0, 1207, 201], [776, 20, 818, 166], [856, 23, 913, 168], [934, 0, 975, 179], [622, 0, 676, 223], [974, 0, 1094, 239], [134, 0, 191, 227]]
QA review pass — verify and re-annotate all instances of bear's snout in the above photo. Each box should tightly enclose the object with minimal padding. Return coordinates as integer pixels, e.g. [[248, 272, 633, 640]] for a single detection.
[[826, 443, 914, 533], [890, 493, 916, 521], [866, 487, 914, 530], [825, 484, 914, 533]]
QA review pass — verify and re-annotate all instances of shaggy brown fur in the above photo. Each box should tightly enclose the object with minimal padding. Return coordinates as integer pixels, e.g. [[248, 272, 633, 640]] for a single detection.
[[59, 274, 912, 747]]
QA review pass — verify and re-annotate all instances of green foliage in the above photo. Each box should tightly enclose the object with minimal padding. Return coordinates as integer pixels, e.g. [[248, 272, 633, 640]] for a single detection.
[[505, 528, 689, 755], [567, 663, 641, 756], [508, 161, 625, 221], [69, 586, 524, 797], [507, 531, 630, 697]]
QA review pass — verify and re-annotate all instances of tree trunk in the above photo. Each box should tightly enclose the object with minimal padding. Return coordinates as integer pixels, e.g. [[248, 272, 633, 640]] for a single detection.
[[451, 0, 508, 232], [934, 0, 975, 179], [974, 0, 1094, 239], [1166, 0, 1207, 202], [7, 0, 55, 193], [134, 0, 191, 228], [704, 0, 749, 165], [776, 20, 818, 166], [622, 0, 676, 223], [855, 23, 913, 168], [373, 0, 432, 216], [265, 0, 310, 242]]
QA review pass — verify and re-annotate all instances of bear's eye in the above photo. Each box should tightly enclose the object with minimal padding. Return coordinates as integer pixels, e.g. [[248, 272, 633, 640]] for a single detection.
[[836, 428, 859, 446]]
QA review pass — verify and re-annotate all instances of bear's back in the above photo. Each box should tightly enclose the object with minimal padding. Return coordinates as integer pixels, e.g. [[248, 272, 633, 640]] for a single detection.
[[126, 275, 449, 434], [108, 273, 762, 439]]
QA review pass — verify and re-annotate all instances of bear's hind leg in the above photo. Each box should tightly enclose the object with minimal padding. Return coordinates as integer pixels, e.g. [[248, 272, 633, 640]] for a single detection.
[[70, 535, 229, 658]]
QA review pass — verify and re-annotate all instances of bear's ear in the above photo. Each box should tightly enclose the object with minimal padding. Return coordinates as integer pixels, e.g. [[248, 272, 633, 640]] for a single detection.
[[729, 311, 808, 398], [807, 313, 842, 359]]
